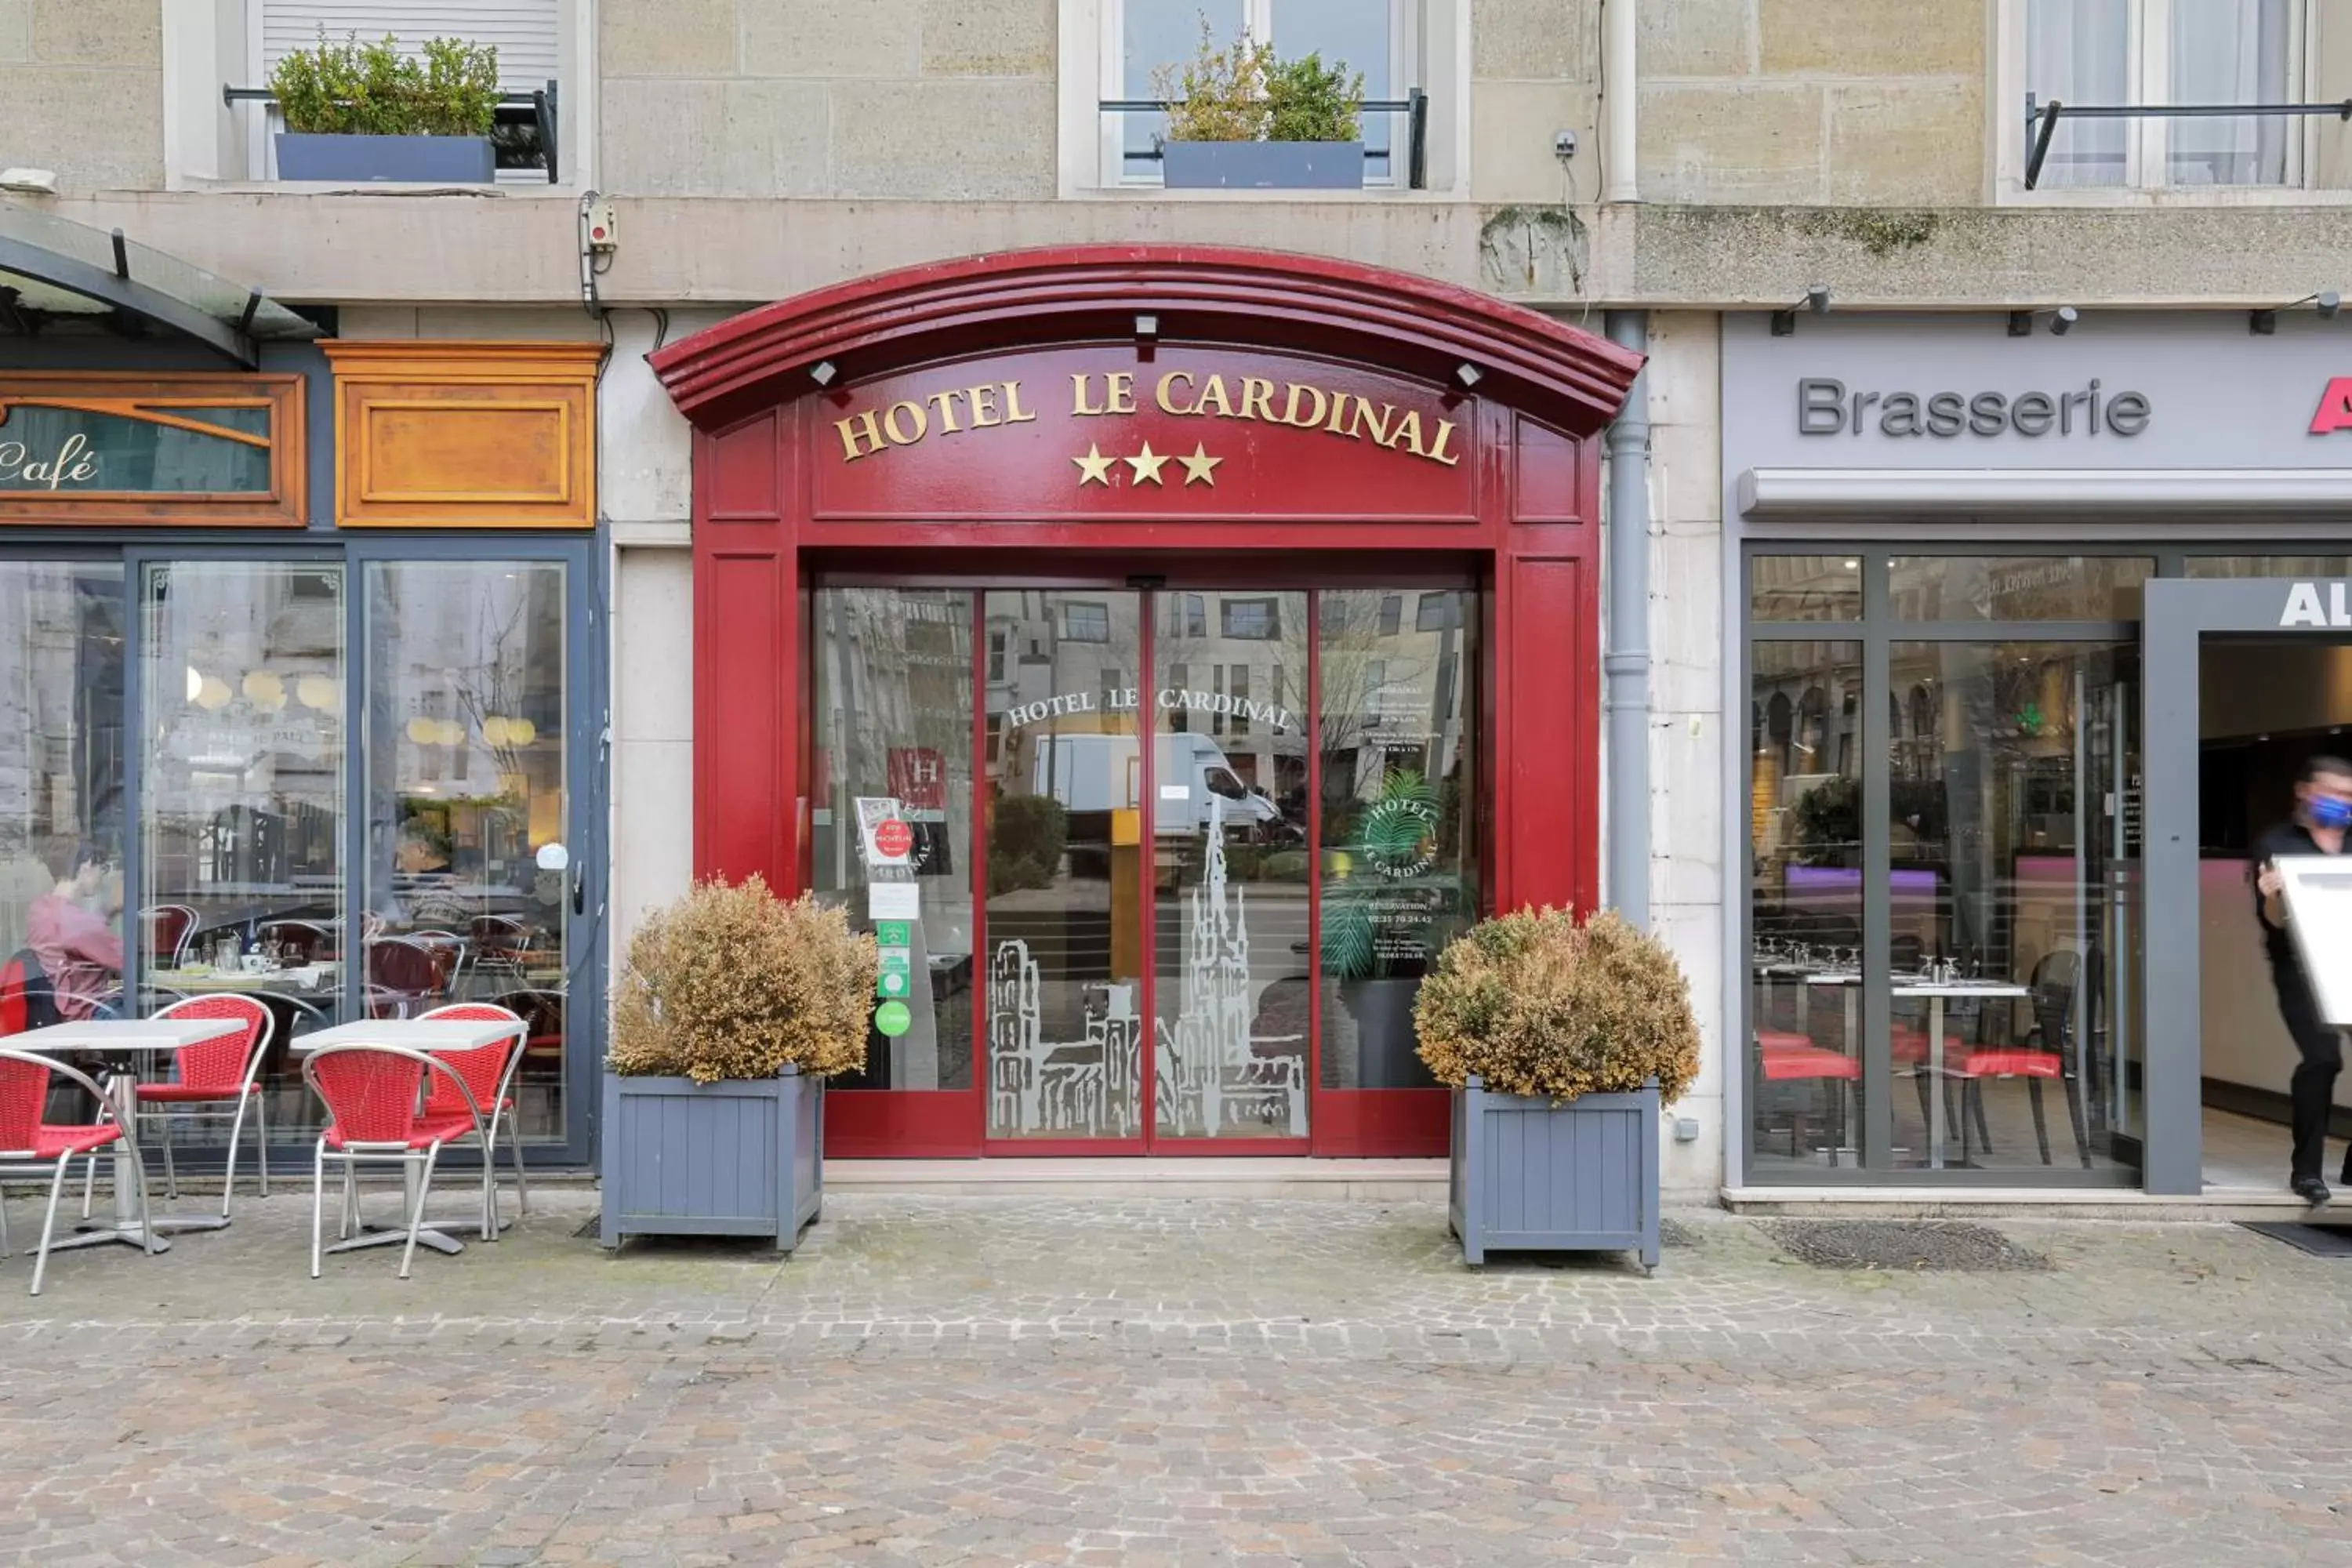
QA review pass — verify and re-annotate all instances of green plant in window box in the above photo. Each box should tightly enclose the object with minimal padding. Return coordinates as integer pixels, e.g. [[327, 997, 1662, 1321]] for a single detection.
[[1152, 20, 1367, 191], [1320, 770, 1468, 1087], [270, 31, 500, 137]]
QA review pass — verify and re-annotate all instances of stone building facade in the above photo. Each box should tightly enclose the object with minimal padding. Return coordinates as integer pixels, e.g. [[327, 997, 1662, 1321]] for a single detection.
[[8, 0, 2351, 1195]]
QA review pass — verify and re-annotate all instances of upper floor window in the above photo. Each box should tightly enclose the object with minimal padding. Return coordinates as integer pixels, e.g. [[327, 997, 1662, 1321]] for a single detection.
[[1105, 0, 1415, 188], [2026, 0, 2305, 189]]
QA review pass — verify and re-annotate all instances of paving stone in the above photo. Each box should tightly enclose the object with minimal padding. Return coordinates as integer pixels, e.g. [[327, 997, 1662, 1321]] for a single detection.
[[1, 1189, 2350, 1562]]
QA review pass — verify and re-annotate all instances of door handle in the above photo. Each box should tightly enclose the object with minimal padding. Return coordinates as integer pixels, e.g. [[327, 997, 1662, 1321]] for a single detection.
[[571, 862, 586, 916]]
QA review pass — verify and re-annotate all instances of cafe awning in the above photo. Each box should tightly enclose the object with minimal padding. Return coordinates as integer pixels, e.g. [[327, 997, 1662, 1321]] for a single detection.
[[0, 200, 319, 368]]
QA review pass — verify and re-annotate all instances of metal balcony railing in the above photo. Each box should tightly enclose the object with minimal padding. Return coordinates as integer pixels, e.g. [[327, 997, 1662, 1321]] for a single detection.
[[1102, 87, 1428, 189], [222, 81, 561, 183], [2024, 93, 2351, 189]]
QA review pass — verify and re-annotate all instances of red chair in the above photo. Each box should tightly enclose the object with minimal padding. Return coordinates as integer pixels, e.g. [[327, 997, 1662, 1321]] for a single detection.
[[416, 1002, 529, 1228], [470, 915, 537, 972], [140, 906, 198, 969], [129, 995, 274, 1216], [1755, 1029, 1859, 1157], [0, 1047, 156, 1294], [302, 1043, 491, 1279], [365, 938, 442, 1018]]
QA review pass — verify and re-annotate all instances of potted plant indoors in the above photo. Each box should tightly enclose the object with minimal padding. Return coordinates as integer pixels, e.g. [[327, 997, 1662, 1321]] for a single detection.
[[1153, 23, 1366, 190], [1414, 906, 1700, 1269], [1319, 769, 1465, 1087], [269, 31, 502, 183], [601, 876, 877, 1253]]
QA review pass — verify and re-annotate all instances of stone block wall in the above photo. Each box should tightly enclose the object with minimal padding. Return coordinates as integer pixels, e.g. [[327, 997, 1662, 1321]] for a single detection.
[[0, 0, 164, 191], [600, 0, 1058, 199], [1639, 0, 1985, 205]]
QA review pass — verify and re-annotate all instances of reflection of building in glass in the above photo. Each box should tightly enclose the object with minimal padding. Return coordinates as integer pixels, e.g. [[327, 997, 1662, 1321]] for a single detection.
[[1156, 799, 1305, 1135], [987, 939, 1142, 1135]]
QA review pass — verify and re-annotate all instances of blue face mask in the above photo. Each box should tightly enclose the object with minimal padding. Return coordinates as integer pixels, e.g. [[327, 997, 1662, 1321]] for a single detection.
[[2311, 796, 2352, 831]]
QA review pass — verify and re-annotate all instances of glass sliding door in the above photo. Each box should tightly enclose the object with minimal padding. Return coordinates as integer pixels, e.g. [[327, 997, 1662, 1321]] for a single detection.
[[0, 561, 127, 1029], [137, 560, 349, 1133], [982, 590, 1146, 1142], [363, 561, 572, 1144], [1150, 590, 1312, 1140]]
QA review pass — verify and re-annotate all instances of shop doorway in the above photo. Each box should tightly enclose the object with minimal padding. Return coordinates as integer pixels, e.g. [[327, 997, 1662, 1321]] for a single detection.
[[808, 580, 1481, 1155]]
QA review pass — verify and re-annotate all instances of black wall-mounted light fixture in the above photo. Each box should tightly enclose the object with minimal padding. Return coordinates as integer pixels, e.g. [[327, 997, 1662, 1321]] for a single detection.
[[1454, 361, 1483, 389], [808, 360, 838, 387], [2251, 292, 2343, 335], [2007, 306, 2079, 337], [1769, 285, 1831, 337], [1134, 313, 1159, 341]]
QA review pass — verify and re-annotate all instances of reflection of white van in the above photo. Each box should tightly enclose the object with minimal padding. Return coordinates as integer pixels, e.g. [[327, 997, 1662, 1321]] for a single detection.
[[1029, 731, 1284, 835]]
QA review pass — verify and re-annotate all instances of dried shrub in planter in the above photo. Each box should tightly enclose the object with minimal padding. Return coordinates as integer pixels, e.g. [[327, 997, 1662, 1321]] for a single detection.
[[608, 875, 877, 1084], [1413, 906, 1699, 1104]]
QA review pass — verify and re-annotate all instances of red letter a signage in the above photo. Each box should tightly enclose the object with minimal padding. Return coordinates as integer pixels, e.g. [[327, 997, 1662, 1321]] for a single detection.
[[2312, 379, 2352, 434]]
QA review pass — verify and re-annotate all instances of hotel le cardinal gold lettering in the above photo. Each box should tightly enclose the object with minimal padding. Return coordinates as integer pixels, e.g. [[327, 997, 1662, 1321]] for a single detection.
[[833, 368, 1461, 468]]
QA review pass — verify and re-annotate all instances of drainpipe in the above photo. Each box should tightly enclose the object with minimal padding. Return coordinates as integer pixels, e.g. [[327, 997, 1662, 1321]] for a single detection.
[[1602, 0, 1639, 202], [1603, 310, 1651, 926]]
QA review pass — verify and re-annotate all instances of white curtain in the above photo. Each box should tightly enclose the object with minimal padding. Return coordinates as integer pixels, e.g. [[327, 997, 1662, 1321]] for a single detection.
[[2026, 0, 2133, 186], [2172, 0, 2294, 185]]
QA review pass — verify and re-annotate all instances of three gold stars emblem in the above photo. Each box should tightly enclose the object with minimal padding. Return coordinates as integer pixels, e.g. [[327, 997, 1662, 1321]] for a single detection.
[[1072, 441, 1221, 488]]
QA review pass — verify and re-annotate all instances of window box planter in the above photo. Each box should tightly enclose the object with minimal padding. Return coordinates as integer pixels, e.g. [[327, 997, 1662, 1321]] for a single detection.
[[1161, 140, 1363, 190], [599, 1066, 822, 1251], [274, 132, 496, 183], [1449, 1076, 1660, 1269]]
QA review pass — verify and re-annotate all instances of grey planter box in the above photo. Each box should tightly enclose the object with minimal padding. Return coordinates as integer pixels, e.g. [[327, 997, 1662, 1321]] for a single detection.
[[275, 132, 496, 183], [600, 1067, 822, 1251], [1162, 140, 1364, 189], [1449, 1076, 1660, 1269]]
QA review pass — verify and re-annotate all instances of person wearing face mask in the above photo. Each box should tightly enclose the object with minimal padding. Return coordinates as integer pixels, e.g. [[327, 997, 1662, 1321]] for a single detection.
[[2255, 756, 2352, 1204]]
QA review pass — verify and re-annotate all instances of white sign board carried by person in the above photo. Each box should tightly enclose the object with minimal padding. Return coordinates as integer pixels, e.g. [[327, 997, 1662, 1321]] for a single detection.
[[2273, 857, 2352, 1025]]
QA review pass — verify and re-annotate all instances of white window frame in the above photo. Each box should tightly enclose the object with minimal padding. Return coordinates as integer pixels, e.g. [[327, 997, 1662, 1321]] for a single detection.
[[1073, 0, 1422, 195], [163, 0, 593, 190], [1998, 0, 2326, 205]]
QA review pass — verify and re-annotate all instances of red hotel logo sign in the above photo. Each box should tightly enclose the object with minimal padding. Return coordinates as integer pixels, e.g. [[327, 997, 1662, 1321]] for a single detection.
[[2311, 379, 2352, 434]]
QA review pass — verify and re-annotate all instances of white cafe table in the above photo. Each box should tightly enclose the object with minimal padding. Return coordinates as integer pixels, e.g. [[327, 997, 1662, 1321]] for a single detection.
[[1893, 980, 2033, 1170], [7, 1018, 247, 1252], [289, 1018, 524, 1258]]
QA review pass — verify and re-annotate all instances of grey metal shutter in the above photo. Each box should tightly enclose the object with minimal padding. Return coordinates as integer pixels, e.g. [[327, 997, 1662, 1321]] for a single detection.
[[262, 2, 561, 88]]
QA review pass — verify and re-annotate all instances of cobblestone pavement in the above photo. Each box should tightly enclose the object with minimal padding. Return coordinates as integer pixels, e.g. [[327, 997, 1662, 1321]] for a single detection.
[[2, 1185, 2350, 1566]]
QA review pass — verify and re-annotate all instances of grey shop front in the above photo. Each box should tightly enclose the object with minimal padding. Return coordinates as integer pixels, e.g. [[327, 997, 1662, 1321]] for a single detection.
[[1720, 310, 2352, 1192]]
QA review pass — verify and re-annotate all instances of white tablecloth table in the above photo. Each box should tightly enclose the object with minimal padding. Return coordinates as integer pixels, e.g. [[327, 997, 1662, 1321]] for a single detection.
[[8, 1018, 247, 1252], [290, 1018, 525, 1258]]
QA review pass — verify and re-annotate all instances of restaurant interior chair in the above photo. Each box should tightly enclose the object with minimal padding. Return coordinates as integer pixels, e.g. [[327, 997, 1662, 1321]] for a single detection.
[[1945, 952, 2089, 1170], [415, 1001, 531, 1226], [140, 906, 199, 970], [302, 1042, 492, 1279], [365, 938, 443, 1018], [407, 931, 470, 993], [0, 1047, 156, 1295], [1754, 1029, 1859, 1158], [112, 994, 275, 1218]]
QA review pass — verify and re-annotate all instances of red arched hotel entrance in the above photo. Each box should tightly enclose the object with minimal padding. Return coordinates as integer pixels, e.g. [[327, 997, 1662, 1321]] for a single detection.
[[652, 246, 1641, 1159]]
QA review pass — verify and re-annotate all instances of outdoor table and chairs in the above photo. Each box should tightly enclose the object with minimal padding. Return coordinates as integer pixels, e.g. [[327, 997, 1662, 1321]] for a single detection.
[[291, 1014, 528, 1278], [0, 1015, 250, 1291]]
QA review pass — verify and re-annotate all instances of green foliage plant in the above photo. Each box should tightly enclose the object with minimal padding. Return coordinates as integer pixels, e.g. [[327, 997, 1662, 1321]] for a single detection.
[[1154, 20, 1363, 143], [1413, 907, 1701, 1104], [987, 795, 1068, 895], [608, 876, 877, 1084], [270, 30, 500, 138]]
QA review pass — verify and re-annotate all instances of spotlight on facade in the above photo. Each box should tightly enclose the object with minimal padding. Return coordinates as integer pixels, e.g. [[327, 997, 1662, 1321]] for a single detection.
[[1134, 313, 1159, 340], [809, 360, 837, 387], [1770, 285, 1831, 337], [2050, 307, 2078, 336], [1454, 362, 1483, 389], [2251, 292, 2345, 335]]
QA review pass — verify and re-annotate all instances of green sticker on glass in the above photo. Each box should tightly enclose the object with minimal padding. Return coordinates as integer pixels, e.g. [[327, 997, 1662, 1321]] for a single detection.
[[877, 968, 909, 999], [873, 1000, 912, 1037], [875, 920, 912, 948]]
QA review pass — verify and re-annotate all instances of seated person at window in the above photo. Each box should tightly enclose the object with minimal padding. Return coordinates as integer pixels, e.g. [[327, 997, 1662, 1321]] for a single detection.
[[385, 818, 475, 931], [26, 839, 123, 1020]]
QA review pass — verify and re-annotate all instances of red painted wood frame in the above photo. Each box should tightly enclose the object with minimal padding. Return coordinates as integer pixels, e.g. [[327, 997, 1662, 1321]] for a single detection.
[[652, 245, 1642, 1160]]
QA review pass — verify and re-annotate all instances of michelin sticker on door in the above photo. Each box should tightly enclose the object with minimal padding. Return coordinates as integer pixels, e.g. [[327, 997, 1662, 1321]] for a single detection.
[[855, 797, 913, 867]]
